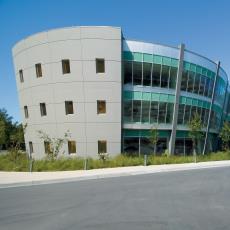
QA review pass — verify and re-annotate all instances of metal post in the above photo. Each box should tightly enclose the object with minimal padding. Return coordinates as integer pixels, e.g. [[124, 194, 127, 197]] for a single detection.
[[169, 44, 185, 155], [84, 157, 88, 170], [202, 61, 220, 155], [144, 154, 147, 166]]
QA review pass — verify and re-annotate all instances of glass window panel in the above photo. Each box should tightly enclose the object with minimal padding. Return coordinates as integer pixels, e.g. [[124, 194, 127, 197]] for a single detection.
[[140, 137, 154, 155], [141, 101, 150, 123], [190, 106, 197, 121], [124, 61, 132, 84], [97, 100, 106, 114], [158, 102, 167, 123], [133, 100, 141, 122], [65, 101, 74, 115], [169, 67, 177, 89], [19, 69, 24, 83], [161, 65, 170, 88], [199, 76, 206, 96], [152, 64, 161, 87], [29, 142, 33, 154], [181, 70, 188, 91], [184, 105, 191, 124], [96, 59, 105, 73], [123, 100, 132, 122], [185, 139, 193, 155], [193, 74, 200, 94], [150, 101, 158, 123], [177, 104, 185, 124], [133, 62, 142, 85], [40, 103, 47, 116], [166, 103, 174, 123], [143, 63, 152, 86], [156, 138, 167, 155], [35, 63, 42, 78], [24, 106, 29, 118], [123, 137, 139, 155], [44, 141, 51, 154], [204, 77, 209, 97], [187, 71, 195, 93], [68, 141, 76, 154], [62, 59, 70, 74], [98, 140, 107, 153], [175, 139, 185, 156], [208, 79, 214, 98]]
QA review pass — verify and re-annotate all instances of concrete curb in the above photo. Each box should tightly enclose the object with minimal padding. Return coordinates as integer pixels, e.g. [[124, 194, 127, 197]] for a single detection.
[[1, 160, 230, 189]]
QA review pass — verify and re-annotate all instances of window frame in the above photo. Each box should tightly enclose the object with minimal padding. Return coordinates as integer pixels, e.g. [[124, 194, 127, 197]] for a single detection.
[[65, 101, 74, 115], [19, 69, 24, 83], [29, 141, 33, 154], [24, 105, 29, 119], [98, 140, 107, 153], [44, 141, 51, 154], [68, 141, 76, 154], [35, 63, 42, 78], [62, 59, 71, 74], [96, 58, 105, 73], [97, 100, 106, 114], [40, 103, 47, 116]]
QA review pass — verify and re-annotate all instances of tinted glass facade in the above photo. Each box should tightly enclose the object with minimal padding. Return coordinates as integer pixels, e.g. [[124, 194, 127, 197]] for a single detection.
[[122, 45, 229, 156]]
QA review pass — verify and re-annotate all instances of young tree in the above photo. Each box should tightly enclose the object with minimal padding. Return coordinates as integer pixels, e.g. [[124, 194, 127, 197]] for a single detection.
[[37, 130, 70, 160], [8, 123, 27, 164], [0, 108, 14, 149], [219, 121, 230, 151], [149, 126, 158, 155], [188, 112, 203, 161]]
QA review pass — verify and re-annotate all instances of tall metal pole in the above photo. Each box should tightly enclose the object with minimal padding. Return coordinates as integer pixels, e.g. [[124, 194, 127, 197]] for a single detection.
[[202, 61, 220, 155], [169, 44, 185, 155]]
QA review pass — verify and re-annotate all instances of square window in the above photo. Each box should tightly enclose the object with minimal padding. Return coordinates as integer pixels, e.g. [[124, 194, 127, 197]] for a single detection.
[[19, 69, 24, 83], [65, 101, 74, 115], [62, 59, 70, 74], [96, 58, 105, 73], [24, 106, 29, 118], [98, 140, 107, 153], [44, 141, 51, 154], [35, 63, 42, 77], [40, 103, 47, 116], [29, 141, 33, 154], [97, 100, 106, 114], [68, 141, 76, 154]]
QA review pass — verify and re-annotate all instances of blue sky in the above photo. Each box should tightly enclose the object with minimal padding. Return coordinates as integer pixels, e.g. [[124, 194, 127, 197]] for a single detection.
[[0, 0, 230, 122]]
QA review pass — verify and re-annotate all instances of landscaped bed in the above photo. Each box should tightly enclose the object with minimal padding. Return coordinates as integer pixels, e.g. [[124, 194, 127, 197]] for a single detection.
[[0, 151, 230, 172]]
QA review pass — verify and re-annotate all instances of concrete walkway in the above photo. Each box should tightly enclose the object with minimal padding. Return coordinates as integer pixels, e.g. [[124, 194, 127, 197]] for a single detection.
[[1, 160, 230, 188]]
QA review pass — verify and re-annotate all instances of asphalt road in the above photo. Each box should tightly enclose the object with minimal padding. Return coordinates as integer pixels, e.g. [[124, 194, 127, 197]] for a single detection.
[[0, 167, 230, 230]]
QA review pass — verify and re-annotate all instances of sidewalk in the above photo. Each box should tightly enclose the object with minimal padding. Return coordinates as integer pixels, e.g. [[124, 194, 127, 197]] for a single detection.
[[1, 160, 230, 188]]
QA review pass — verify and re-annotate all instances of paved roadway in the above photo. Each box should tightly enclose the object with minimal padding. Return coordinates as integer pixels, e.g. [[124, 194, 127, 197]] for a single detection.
[[0, 167, 230, 230]]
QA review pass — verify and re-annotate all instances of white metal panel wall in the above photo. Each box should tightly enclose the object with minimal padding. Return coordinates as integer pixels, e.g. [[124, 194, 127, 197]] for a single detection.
[[13, 26, 122, 158]]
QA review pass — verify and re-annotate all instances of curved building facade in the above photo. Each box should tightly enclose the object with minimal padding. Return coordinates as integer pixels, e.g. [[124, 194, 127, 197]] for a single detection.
[[13, 26, 230, 158]]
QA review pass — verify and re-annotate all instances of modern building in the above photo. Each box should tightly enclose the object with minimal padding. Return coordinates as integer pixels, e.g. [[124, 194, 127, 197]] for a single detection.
[[13, 26, 230, 158]]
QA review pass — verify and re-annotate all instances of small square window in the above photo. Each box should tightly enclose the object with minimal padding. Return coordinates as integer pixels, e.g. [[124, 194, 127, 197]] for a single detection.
[[97, 100, 106, 114], [65, 101, 74, 115], [40, 103, 47, 116], [44, 141, 51, 154], [98, 140, 107, 153], [35, 63, 42, 78], [68, 141, 76, 154], [29, 141, 33, 154], [96, 58, 105, 73], [24, 106, 29, 118], [19, 69, 24, 83], [62, 59, 70, 74]]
